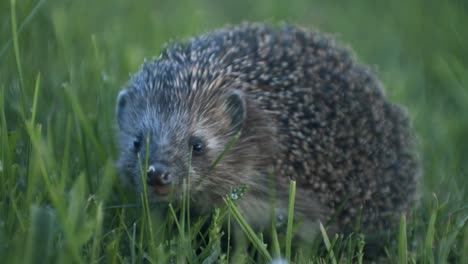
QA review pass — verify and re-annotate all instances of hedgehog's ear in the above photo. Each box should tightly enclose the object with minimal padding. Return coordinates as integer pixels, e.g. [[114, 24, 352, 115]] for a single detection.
[[223, 90, 246, 134], [116, 89, 129, 130]]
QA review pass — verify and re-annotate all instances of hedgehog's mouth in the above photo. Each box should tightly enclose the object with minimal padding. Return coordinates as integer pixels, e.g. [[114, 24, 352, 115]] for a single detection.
[[145, 182, 180, 203], [151, 185, 171, 196]]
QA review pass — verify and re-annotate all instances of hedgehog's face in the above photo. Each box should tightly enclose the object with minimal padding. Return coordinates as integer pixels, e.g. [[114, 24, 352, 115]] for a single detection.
[[115, 75, 247, 204]]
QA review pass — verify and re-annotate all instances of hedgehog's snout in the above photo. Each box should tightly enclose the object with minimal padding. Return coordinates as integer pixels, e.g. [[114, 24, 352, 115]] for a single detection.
[[147, 164, 172, 187]]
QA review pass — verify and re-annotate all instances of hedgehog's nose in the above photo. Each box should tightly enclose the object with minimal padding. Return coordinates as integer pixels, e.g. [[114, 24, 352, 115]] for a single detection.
[[147, 164, 171, 186]]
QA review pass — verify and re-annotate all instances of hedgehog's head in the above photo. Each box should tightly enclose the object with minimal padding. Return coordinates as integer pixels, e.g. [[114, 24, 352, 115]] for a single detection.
[[116, 60, 267, 205]]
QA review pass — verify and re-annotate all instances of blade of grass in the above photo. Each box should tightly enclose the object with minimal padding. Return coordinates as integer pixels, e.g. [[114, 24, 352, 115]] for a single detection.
[[398, 214, 408, 264], [131, 222, 137, 264], [186, 150, 192, 245], [319, 222, 337, 264], [357, 234, 365, 264], [168, 203, 182, 234], [90, 202, 104, 263], [224, 197, 272, 262], [24, 74, 47, 206], [271, 222, 281, 259], [209, 130, 241, 171], [268, 170, 281, 259], [30, 73, 40, 125], [60, 116, 72, 189], [227, 206, 231, 262], [285, 180, 296, 263], [0, 86, 12, 194], [425, 196, 438, 264], [10, 0, 26, 116], [328, 234, 341, 263], [137, 133, 156, 255]]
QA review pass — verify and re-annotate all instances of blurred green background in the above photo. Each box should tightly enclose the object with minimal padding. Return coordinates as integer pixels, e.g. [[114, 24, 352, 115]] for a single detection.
[[1, 0, 467, 262]]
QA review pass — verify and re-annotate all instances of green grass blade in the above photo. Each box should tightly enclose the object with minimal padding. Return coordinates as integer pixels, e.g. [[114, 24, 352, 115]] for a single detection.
[[90, 202, 104, 263], [285, 180, 296, 263], [131, 222, 137, 264], [269, 171, 281, 260], [227, 208, 232, 262], [357, 234, 365, 264], [60, 116, 72, 189], [30, 73, 40, 125], [398, 214, 408, 264], [271, 222, 281, 259], [138, 133, 156, 257], [10, 0, 26, 116], [224, 197, 272, 262], [425, 197, 438, 264], [0, 86, 12, 194], [168, 203, 182, 234], [319, 222, 337, 264], [209, 130, 241, 171]]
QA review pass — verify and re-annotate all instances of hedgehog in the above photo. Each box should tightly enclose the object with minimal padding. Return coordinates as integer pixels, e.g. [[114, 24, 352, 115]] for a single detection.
[[115, 23, 419, 241]]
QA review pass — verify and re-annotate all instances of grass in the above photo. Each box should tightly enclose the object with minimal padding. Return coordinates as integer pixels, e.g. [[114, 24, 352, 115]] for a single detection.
[[1, 0, 467, 263]]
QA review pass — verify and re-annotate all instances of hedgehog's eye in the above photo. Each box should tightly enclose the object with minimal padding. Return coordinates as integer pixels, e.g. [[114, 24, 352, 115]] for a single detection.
[[133, 138, 142, 153], [193, 142, 204, 153], [191, 137, 205, 156]]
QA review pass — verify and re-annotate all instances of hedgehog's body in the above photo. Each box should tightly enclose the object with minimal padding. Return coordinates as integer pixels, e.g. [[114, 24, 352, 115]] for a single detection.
[[116, 23, 418, 240]]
